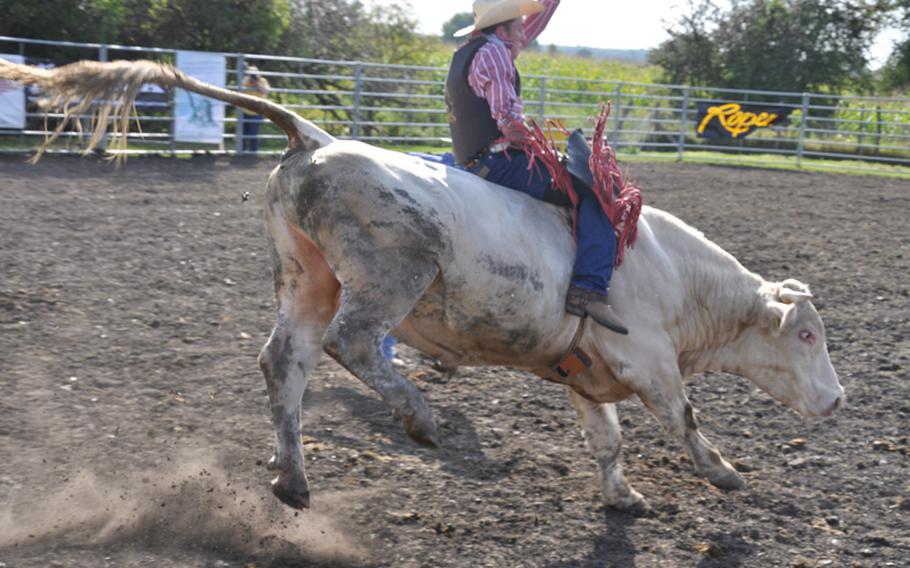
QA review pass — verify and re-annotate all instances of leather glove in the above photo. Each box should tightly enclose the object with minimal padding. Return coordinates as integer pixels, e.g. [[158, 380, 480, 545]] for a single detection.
[[500, 118, 530, 146]]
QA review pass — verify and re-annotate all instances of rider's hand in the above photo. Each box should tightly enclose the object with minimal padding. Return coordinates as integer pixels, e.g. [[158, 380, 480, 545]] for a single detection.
[[500, 119, 530, 146]]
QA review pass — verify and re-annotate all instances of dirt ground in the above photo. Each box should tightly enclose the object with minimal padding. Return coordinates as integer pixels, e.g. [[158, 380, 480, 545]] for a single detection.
[[0, 155, 908, 568]]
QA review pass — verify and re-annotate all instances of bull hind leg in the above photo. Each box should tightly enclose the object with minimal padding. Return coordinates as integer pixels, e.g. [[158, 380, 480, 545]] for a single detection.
[[566, 388, 649, 513], [322, 254, 441, 448], [259, 215, 339, 509]]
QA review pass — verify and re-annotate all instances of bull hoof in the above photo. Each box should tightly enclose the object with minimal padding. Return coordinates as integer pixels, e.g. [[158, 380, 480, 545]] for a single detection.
[[271, 476, 310, 509], [396, 390, 440, 448], [402, 411, 440, 448], [607, 490, 652, 517], [624, 500, 655, 518], [709, 469, 746, 491]]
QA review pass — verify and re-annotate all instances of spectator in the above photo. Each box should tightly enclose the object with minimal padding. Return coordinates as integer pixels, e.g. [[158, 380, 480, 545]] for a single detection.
[[240, 65, 270, 153]]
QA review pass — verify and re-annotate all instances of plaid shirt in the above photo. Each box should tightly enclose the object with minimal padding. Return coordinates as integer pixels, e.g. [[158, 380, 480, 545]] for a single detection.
[[466, 0, 560, 129]]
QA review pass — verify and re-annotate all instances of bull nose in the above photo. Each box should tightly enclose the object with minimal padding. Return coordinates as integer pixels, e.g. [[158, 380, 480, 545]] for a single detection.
[[822, 396, 843, 417]]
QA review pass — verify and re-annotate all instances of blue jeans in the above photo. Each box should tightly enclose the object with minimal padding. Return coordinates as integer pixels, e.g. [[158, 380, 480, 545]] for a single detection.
[[382, 334, 397, 361], [468, 151, 616, 294], [407, 151, 457, 167], [242, 114, 263, 153]]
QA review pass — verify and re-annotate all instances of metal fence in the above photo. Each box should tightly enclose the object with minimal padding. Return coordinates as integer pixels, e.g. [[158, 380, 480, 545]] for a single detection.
[[2, 35, 909, 176]]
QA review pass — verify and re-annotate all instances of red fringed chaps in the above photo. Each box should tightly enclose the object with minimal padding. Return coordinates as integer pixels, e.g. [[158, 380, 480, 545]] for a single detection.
[[506, 104, 643, 267]]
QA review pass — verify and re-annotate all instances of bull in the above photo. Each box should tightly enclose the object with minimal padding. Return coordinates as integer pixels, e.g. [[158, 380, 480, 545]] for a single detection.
[[0, 59, 844, 513]]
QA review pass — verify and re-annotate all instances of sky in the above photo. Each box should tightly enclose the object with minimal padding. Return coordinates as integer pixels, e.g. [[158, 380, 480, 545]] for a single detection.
[[367, 0, 903, 67]]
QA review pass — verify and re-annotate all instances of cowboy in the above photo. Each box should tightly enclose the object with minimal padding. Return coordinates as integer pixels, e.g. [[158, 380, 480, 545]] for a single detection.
[[445, 0, 628, 334]]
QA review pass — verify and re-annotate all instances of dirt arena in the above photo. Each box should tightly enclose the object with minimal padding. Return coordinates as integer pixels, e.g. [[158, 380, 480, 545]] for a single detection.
[[1, 155, 907, 567]]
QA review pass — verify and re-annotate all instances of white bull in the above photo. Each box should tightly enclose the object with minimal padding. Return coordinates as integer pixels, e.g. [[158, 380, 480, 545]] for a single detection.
[[0, 59, 844, 513]]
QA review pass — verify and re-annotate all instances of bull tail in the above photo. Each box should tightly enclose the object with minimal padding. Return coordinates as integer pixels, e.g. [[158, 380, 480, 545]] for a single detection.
[[0, 58, 334, 161]]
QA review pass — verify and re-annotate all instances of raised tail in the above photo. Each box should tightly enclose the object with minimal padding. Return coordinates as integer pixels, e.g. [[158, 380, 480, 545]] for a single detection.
[[0, 58, 334, 160]]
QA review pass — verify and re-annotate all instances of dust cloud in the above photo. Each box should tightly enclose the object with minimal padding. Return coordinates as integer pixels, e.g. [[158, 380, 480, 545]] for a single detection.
[[0, 449, 368, 565]]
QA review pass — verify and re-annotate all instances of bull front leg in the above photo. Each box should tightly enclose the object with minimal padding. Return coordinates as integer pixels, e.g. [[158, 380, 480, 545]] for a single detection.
[[566, 387, 649, 513], [636, 362, 745, 491]]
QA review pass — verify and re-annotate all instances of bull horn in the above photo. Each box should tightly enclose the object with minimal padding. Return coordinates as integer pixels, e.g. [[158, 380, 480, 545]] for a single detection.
[[780, 289, 813, 304]]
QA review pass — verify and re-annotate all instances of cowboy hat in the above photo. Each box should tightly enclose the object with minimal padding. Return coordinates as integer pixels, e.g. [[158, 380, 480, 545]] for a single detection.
[[453, 0, 545, 37]]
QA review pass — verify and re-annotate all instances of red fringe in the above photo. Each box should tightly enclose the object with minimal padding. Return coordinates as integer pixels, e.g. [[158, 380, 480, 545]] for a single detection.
[[588, 103, 643, 267], [504, 104, 643, 267]]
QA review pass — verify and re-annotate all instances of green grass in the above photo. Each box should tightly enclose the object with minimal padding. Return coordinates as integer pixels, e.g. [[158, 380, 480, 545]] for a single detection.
[[5, 137, 908, 179], [378, 141, 910, 178], [615, 149, 910, 179]]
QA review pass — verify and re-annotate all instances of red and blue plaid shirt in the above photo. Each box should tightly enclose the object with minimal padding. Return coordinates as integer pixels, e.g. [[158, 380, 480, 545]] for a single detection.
[[467, 0, 560, 129]]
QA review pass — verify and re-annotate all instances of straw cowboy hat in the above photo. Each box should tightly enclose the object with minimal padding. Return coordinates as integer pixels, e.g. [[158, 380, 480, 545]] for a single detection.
[[453, 0, 545, 37]]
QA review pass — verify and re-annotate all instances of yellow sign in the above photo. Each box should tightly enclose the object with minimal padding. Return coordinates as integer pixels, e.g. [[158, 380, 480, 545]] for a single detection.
[[697, 103, 780, 138]]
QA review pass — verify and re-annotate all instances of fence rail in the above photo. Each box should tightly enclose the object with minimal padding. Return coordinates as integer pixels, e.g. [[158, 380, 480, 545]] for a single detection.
[[2, 35, 909, 176]]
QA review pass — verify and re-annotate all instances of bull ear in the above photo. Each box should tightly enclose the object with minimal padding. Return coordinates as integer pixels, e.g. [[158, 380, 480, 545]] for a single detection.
[[767, 301, 798, 333], [780, 279, 813, 304]]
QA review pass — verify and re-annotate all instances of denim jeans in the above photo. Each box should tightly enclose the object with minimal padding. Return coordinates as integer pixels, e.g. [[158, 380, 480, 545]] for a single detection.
[[467, 150, 616, 294], [242, 114, 263, 153]]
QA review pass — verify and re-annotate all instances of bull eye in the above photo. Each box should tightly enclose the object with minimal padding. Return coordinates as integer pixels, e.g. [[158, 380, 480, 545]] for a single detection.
[[798, 329, 816, 346]]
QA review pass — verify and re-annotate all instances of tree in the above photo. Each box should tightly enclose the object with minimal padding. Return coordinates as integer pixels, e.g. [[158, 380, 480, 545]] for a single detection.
[[441, 12, 474, 41], [0, 0, 128, 45], [880, 0, 910, 89], [647, 1, 724, 86], [649, 0, 885, 92], [132, 0, 292, 54]]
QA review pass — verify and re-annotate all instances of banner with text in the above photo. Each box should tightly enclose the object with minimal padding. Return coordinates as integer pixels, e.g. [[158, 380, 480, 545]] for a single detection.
[[0, 54, 26, 130], [174, 51, 225, 144], [695, 101, 794, 139]]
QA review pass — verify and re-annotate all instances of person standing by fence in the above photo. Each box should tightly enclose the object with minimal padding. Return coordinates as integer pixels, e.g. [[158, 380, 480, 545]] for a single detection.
[[240, 65, 270, 153]]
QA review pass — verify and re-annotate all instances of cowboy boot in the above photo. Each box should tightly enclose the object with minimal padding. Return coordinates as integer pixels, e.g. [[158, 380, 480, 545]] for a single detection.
[[565, 284, 629, 335]]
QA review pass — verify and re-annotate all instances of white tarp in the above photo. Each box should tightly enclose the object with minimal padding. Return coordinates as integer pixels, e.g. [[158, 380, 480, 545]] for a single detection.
[[174, 51, 225, 144], [0, 54, 26, 130]]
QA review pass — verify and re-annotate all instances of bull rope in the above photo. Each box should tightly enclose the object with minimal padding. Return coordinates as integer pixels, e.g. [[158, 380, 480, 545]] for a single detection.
[[508, 104, 644, 267]]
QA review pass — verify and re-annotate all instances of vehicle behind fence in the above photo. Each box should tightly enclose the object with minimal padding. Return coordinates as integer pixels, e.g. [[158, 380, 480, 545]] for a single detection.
[[2, 36, 909, 176]]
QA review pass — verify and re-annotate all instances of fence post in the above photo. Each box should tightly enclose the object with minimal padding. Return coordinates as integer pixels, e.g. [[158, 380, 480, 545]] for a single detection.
[[677, 86, 690, 162], [538, 76, 547, 121], [875, 105, 882, 156], [611, 82, 623, 144], [352, 64, 363, 140], [19, 41, 26, 150], [235, 55, 245, 154], [95, 44, 111, 151], [796, 93, 809, 168]]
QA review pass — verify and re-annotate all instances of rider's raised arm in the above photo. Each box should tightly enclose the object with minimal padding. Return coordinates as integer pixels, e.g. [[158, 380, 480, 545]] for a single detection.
[[521, 0, 560, 48]]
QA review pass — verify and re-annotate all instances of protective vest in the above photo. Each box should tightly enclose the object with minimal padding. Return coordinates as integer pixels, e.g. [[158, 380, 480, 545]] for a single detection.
[[445, 37, 521, 165]]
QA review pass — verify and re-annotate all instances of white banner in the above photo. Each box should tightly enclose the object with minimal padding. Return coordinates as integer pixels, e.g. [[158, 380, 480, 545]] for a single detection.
[[0, 54, 26, 130], [174, 51, 225, 144]]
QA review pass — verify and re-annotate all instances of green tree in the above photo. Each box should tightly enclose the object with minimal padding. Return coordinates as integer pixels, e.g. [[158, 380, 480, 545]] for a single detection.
[[0, 0, 128, 44], [880, 0, 910, 89], [647, 1, 723, 86], [650, 0, 884, 92], [441, 12, 474, 41], [133, 0, 292, 54], [281, 0, 429, 62]]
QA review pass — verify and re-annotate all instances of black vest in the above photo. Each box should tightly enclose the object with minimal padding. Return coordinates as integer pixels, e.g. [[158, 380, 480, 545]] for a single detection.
[[445, 37, 521, 165]]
